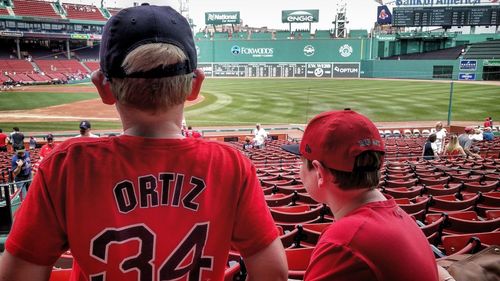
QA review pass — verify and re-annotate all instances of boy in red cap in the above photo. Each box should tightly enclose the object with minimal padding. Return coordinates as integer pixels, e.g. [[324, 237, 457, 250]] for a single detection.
[[283, 109, 438, 281]]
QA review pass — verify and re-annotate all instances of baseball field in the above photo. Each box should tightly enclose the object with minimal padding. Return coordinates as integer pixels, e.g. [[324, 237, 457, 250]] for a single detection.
[[0, 78, 498, 132]]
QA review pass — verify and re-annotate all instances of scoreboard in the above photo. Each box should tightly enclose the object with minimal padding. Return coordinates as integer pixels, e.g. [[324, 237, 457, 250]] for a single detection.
[[198, 63, 360, 78], [393, 5, 500, 27]]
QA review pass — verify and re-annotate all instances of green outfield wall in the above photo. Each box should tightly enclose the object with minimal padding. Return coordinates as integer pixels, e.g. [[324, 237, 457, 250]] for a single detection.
[[196, 39, 369, 63], [194, 34, 498, 80]]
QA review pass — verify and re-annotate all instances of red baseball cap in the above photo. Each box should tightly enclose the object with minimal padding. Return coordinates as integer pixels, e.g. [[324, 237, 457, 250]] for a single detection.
[[282, 110, 385, 172]]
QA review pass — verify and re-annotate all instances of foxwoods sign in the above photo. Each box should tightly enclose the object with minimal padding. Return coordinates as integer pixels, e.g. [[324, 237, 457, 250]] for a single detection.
[[205, 12, 240, 25], [396, 0, 483, 5]]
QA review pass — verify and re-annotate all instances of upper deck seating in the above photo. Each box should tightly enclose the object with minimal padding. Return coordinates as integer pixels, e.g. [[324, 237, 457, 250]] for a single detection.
[[0, 7, 10, 15], [12, 0, 61, 18], [463, 40, 500, 60], [106, 7, 121, 16], [63, 3, 105, 21], [0, 59, 33, 73]]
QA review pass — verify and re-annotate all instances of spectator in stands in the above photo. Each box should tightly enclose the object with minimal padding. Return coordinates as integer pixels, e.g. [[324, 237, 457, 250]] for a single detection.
[[8, 127, 25, 152], [39, 133, 57, 160], [483, 127, 494, 141], [0, 128, 8, 152], [470, 128, 483, 142], [74, 120, 99, 138], [458, 127, 481, 158], [434, 121, 446, 154], [185, 125, 202, 138], [0, 5, 287, 281], [253, 123, 268, 148], [281, 109, 438, 281], [10, 148, 32, 191], [28, 136, 37, 150], [422, 133, 438, 160], [484, 117, 492, 128], [443, 134, 465, 159], [243, 136, 254, 150]]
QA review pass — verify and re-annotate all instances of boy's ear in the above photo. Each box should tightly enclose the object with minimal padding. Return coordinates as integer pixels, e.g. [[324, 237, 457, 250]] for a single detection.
[[312, 160, 331, 187], [91, 70, 116, 105], [186, 68, 205, 101]]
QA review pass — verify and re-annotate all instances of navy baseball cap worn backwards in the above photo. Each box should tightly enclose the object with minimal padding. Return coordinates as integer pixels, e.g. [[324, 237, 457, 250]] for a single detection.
[[100, 3, 197, 80]]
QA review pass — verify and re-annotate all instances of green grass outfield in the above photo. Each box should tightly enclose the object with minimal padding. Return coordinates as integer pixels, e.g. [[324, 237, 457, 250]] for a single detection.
[[0, 79, 498, 131]]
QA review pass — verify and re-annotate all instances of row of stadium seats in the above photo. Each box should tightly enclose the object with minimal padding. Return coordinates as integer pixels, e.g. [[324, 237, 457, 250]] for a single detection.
[[1, 0, 119, 21], [0, 59, 99, 84]]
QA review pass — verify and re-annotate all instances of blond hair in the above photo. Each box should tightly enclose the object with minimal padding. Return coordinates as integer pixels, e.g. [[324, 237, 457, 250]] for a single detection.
[[445, 135, 460, 154], [109, 43, 193, 112]]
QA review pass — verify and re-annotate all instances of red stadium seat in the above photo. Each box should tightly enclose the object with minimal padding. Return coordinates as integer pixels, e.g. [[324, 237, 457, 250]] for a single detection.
[[418, 176, 450, 186], [384, 178, 418, 188], [49, 269, 71, 281], [485, 210, 500, 220], [424, 183, 461, 196], [428, 193, 479, 213], [286, 247, 314, 280], [461, 180, 498, 194], [395, 196, 430, 215], [382, 186, 423, 199], [265, 193, 294, 207], [441, 232, 500, 255], [426, 212, 500, 235]]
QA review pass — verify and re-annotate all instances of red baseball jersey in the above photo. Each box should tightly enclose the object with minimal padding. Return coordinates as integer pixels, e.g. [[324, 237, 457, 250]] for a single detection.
[[7, 136, 278, 281]]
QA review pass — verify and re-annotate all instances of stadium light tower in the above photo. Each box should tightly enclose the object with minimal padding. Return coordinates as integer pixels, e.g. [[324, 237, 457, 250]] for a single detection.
[[333, 0, 348, 38], [178, 0, 195, 32]]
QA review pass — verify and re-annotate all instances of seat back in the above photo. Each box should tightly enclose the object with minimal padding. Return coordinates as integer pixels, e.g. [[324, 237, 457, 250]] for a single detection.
[[0, 185, 12, 235], [286, 247, 314, 279]]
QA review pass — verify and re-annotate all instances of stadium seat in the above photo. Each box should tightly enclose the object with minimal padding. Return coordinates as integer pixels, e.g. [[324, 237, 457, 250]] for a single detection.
[[224, 261, 241, 281], [419, 176, 450, 186], [427, 211, 500, 235], [265, 193, 294, 207], [441, 232, 500, 255], [384, 178, 418, 188], [270, 205, 323, 224], [382, 186, 424, 199], [428, 193, 479, 213], [422, 129, 431, 137], [412, 129, 421, 137], [485, 210, 500, 220], [424, 183, 461, 196], [404, 129, 413, 137], [395, 196, 430, 216], [462, 180, 498, 194], [49, 269, 71, 281], [285, 247, 314, 280], [419, 214, 445, 238]]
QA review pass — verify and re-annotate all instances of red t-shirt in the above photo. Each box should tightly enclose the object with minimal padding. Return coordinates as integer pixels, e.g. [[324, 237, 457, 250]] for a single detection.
[[7, 136, 278, 281], [0, 133, 7, 148], [186, 130, 202, 138], [39, 143, 58, 158], [304, 197, 438, 281], [484, 120, 492, 128]]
